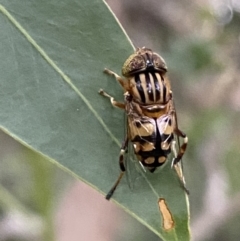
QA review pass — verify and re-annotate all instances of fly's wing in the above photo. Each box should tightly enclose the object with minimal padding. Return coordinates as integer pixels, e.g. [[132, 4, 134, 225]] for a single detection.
[[171, 101, 187, 188], [155, 105, 187, 192], [125, 139, 144, 190], [124, 112, 134, 190], [125, 114, 156, 190], [123, 111, 140, 191], [156, 114, 174, 154]]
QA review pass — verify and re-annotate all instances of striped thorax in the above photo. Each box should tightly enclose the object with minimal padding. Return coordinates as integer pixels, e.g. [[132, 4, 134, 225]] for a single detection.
[[122, 47, 172, 118]]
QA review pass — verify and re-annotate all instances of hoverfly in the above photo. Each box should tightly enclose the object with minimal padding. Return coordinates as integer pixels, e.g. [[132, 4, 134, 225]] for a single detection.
[[99, 47, 188, 200]]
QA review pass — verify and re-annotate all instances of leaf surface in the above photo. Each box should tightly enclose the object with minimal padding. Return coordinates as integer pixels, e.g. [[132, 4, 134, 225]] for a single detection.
[[0, 1, 190, 240]]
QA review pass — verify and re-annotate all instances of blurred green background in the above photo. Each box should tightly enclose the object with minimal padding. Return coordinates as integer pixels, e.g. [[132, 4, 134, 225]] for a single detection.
[[1, 0, 240, 240]]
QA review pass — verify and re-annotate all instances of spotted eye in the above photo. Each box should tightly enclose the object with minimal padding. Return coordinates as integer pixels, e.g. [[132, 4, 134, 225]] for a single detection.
[[152, 53, 167, 72], [122, 47, 167, 77], [122, 52, 146, 77]]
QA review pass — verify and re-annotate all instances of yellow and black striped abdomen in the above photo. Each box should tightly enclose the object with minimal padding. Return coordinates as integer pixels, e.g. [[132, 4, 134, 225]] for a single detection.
[[129, 72, 171, 105], [127, 114, 174, 170]]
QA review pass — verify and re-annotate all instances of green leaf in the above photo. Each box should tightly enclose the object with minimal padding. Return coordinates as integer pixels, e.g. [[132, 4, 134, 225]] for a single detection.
[[0, 1, 190, 240]]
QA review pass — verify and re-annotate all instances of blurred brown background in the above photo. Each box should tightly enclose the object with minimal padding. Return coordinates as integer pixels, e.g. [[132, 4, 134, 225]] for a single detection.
[[1, 0, 240, 240]]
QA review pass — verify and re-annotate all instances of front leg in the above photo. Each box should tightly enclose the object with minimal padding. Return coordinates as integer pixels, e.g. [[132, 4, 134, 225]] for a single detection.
[[98, 89, 125, 109], [104, 68, 129, 91]]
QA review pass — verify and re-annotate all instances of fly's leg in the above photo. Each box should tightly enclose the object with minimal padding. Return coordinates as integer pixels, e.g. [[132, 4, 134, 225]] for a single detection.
[[106, 138, 129, 200], [104, 68, 128, 90], [171, 138, 189, 195], [172, 128, 188, 165], [98, 89, 125, 109], [100, 69, 127, 199]]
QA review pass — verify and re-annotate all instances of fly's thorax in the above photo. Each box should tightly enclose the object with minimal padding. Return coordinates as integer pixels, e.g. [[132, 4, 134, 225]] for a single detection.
[[128, 71, 172, 106], [125, 94, 171, 119]]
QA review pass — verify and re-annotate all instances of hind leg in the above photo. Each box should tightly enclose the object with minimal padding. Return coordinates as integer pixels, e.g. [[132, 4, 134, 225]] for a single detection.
[[106, 138, 129, 200], [171, 140, 189, 195]]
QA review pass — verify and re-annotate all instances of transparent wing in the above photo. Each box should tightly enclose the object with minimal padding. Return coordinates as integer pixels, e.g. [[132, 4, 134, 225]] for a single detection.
[[171, 100, 188, 192], [172, 100, 184, 167], [124, 115, 148, 191]]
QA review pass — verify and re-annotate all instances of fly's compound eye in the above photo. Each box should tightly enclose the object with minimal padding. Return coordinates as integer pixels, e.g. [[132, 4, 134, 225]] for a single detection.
[[152, 53, 167, 72], [122, 53, 146, 77], [122, 48, 168, 77]]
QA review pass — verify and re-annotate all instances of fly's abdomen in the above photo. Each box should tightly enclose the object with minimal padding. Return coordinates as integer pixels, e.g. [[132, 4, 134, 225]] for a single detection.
[[128, 115, 173, 169]]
